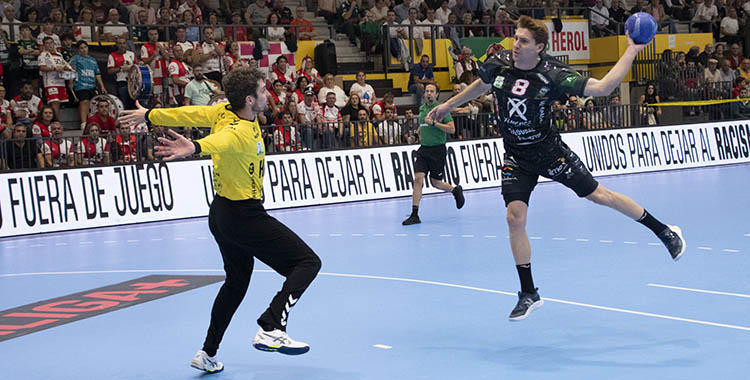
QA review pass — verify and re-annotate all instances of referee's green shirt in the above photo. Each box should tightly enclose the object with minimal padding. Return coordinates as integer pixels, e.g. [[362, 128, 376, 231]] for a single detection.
[[418, 101, 453, 147]]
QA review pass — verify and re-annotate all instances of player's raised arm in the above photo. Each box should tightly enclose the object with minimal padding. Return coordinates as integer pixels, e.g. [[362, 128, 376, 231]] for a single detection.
[[584, 34, 649, 96]]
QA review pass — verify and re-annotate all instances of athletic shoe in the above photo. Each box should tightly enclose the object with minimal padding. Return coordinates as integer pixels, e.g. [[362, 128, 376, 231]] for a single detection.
[[658, 225, 686, 261], [252, 327, 310, 355], [509, 289, 544, 321], [452, 185, 465, 209], [402, 214, 421, 225], [189, 350, 224, 373]]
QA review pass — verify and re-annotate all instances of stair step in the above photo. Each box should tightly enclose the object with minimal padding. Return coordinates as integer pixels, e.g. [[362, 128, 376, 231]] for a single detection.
[[338, 61, 375, 74]]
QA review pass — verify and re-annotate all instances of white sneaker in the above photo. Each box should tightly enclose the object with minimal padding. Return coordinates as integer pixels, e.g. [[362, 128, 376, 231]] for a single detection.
[[252, 327, 310, 355], [189, 350, 224, 373]]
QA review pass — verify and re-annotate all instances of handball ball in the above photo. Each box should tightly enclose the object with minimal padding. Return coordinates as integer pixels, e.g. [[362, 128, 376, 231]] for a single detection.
[[625, 12, 658, 45]]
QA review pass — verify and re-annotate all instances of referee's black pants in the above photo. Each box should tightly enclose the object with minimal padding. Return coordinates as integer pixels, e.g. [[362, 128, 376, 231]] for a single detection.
[[202, 196, 321, 355]]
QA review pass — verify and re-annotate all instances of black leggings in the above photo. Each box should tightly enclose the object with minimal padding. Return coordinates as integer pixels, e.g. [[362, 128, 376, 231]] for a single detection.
[[201, 196, 321, 355]]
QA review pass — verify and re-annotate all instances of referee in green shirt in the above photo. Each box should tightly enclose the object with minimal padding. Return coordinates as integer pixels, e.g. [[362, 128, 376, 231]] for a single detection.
[[403, 83, 465, 225]]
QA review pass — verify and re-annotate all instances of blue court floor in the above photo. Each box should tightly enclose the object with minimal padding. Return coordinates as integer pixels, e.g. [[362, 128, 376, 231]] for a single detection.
[[1, 164, 749, 380]]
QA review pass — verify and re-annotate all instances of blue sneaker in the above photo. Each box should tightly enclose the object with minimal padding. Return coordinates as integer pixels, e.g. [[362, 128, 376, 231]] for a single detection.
[[252, 327, 310, 355], [509, 289, 543, 321]]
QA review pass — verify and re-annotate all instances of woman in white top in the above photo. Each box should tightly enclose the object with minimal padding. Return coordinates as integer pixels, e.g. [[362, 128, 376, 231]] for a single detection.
[[75, 7, 97, 42], [317, 73, 348, 108], [266, 13, 286, 41]]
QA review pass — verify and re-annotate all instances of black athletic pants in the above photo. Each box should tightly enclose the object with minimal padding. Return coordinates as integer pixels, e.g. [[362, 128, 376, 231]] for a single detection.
[[202, 196, 321, 355]]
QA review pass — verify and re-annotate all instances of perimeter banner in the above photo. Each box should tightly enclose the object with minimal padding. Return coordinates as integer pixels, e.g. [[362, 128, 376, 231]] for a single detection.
[[1, 121, 748, 237]]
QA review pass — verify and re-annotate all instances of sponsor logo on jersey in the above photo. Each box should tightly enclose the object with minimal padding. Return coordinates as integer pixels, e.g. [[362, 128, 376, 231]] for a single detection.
[[493, 76, 505, 89], [507, 98, 528, 121]]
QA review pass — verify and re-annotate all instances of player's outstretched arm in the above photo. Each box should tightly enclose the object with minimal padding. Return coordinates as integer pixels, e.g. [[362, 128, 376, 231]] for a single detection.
[[584, 34, 649, 97], [119, 101, 216, 129], [154, 129, 196, 161], [426, 79, 491, 124]]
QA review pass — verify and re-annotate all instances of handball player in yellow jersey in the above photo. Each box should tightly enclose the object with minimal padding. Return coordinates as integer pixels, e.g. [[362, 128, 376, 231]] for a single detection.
[[120, 66, 322, 373]]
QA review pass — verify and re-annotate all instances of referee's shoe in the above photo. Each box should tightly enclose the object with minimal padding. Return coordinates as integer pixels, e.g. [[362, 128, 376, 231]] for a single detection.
[[253, 327, 310, 355], [190, 350, 224, 373], [452, 185, 465, 209]]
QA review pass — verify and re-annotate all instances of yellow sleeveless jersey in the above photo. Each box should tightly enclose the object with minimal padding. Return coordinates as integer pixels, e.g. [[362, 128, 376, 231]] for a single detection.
[[147, 103, 265, 200]]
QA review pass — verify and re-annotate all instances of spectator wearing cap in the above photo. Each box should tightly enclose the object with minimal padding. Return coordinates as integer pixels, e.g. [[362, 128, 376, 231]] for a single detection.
[[226, 10, 250, 41], [298, 86, 323, 148], [704, 58, 722, 82]]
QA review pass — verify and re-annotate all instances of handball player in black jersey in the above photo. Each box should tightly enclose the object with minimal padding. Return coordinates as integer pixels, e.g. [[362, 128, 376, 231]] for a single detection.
[[426, 16, 686, 321]]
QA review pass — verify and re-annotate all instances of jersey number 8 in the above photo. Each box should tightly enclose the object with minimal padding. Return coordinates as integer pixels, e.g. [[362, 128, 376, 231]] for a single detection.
[[510, 79, 530, 96]]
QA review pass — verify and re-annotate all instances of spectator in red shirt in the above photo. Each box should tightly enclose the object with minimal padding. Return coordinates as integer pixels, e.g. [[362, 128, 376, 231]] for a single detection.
[[290, 6, 314, 40], [86, 100, 116, 134], [32, 104, 56, 139]]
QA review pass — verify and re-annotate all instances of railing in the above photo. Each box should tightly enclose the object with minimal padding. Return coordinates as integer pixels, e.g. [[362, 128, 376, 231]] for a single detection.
[[0, 21, 337, 43], [3, 101, 746, 172]]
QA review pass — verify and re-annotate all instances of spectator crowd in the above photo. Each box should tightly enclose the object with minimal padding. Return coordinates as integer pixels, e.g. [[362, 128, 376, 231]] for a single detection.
[[1, 0, 749, 171]]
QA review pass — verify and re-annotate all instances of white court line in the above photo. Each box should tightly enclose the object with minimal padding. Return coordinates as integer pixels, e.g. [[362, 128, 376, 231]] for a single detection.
[[529, 236, 542, 240], [197, 237, 209, 240], [79, 241, 92, 245], [307, 234, 320, 237], [744, 234, 750, 237], [4, 246, 17, 249], [484, 235, 497, 238], [461, 235, 474, 238], [373, 344, 392, 349], [599, 240, 613, 243], [697, 247, 713, 251], [648, 242, 661, 246], [55, 243, 67, 246], [372, 233, 385, 237], [648, 284, 750, 298], [395, 234, 408, 237], [329, 234, 342, 237], [126, 240, 139, 243], [439, 234, 452, 237], [351, 234, 364, 237], [723, 249, 740, 253], [623, 241, 637, 245], [552, 237, 567, 241], [417, 234, 430, 237], [575, 238, 589, 242], [103, 241, 117, 244], [150, 238, 163, 241], [173, 237, 185, 241], [0, 268, 747, 331], [29, 244, 45, 247]]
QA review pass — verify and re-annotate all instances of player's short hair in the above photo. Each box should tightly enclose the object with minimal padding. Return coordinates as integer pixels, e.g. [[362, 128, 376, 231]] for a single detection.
[[517, 15, 549, 50], [76, 40, 88, 48], [223, 66, 265, 111], [425, 83, 438, 92]]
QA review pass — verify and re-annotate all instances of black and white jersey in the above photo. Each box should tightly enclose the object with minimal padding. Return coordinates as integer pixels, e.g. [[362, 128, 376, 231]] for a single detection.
[[478, 50, 588, 147]]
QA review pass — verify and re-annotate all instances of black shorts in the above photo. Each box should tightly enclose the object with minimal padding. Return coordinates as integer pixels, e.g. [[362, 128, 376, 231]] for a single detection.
[[414, 144, 447, 180], [75, 89, 96, 101], [501, 137, 598, 206]]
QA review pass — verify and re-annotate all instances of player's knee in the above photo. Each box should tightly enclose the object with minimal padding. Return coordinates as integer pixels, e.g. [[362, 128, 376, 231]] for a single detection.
[[586, 186, 613, 206], [414, 173, 425, 186], [505, 206, 527, 230]]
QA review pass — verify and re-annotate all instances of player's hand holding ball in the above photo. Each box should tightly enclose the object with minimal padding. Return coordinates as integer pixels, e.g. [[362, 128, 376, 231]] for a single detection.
[[625, 12, 657, 45]]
